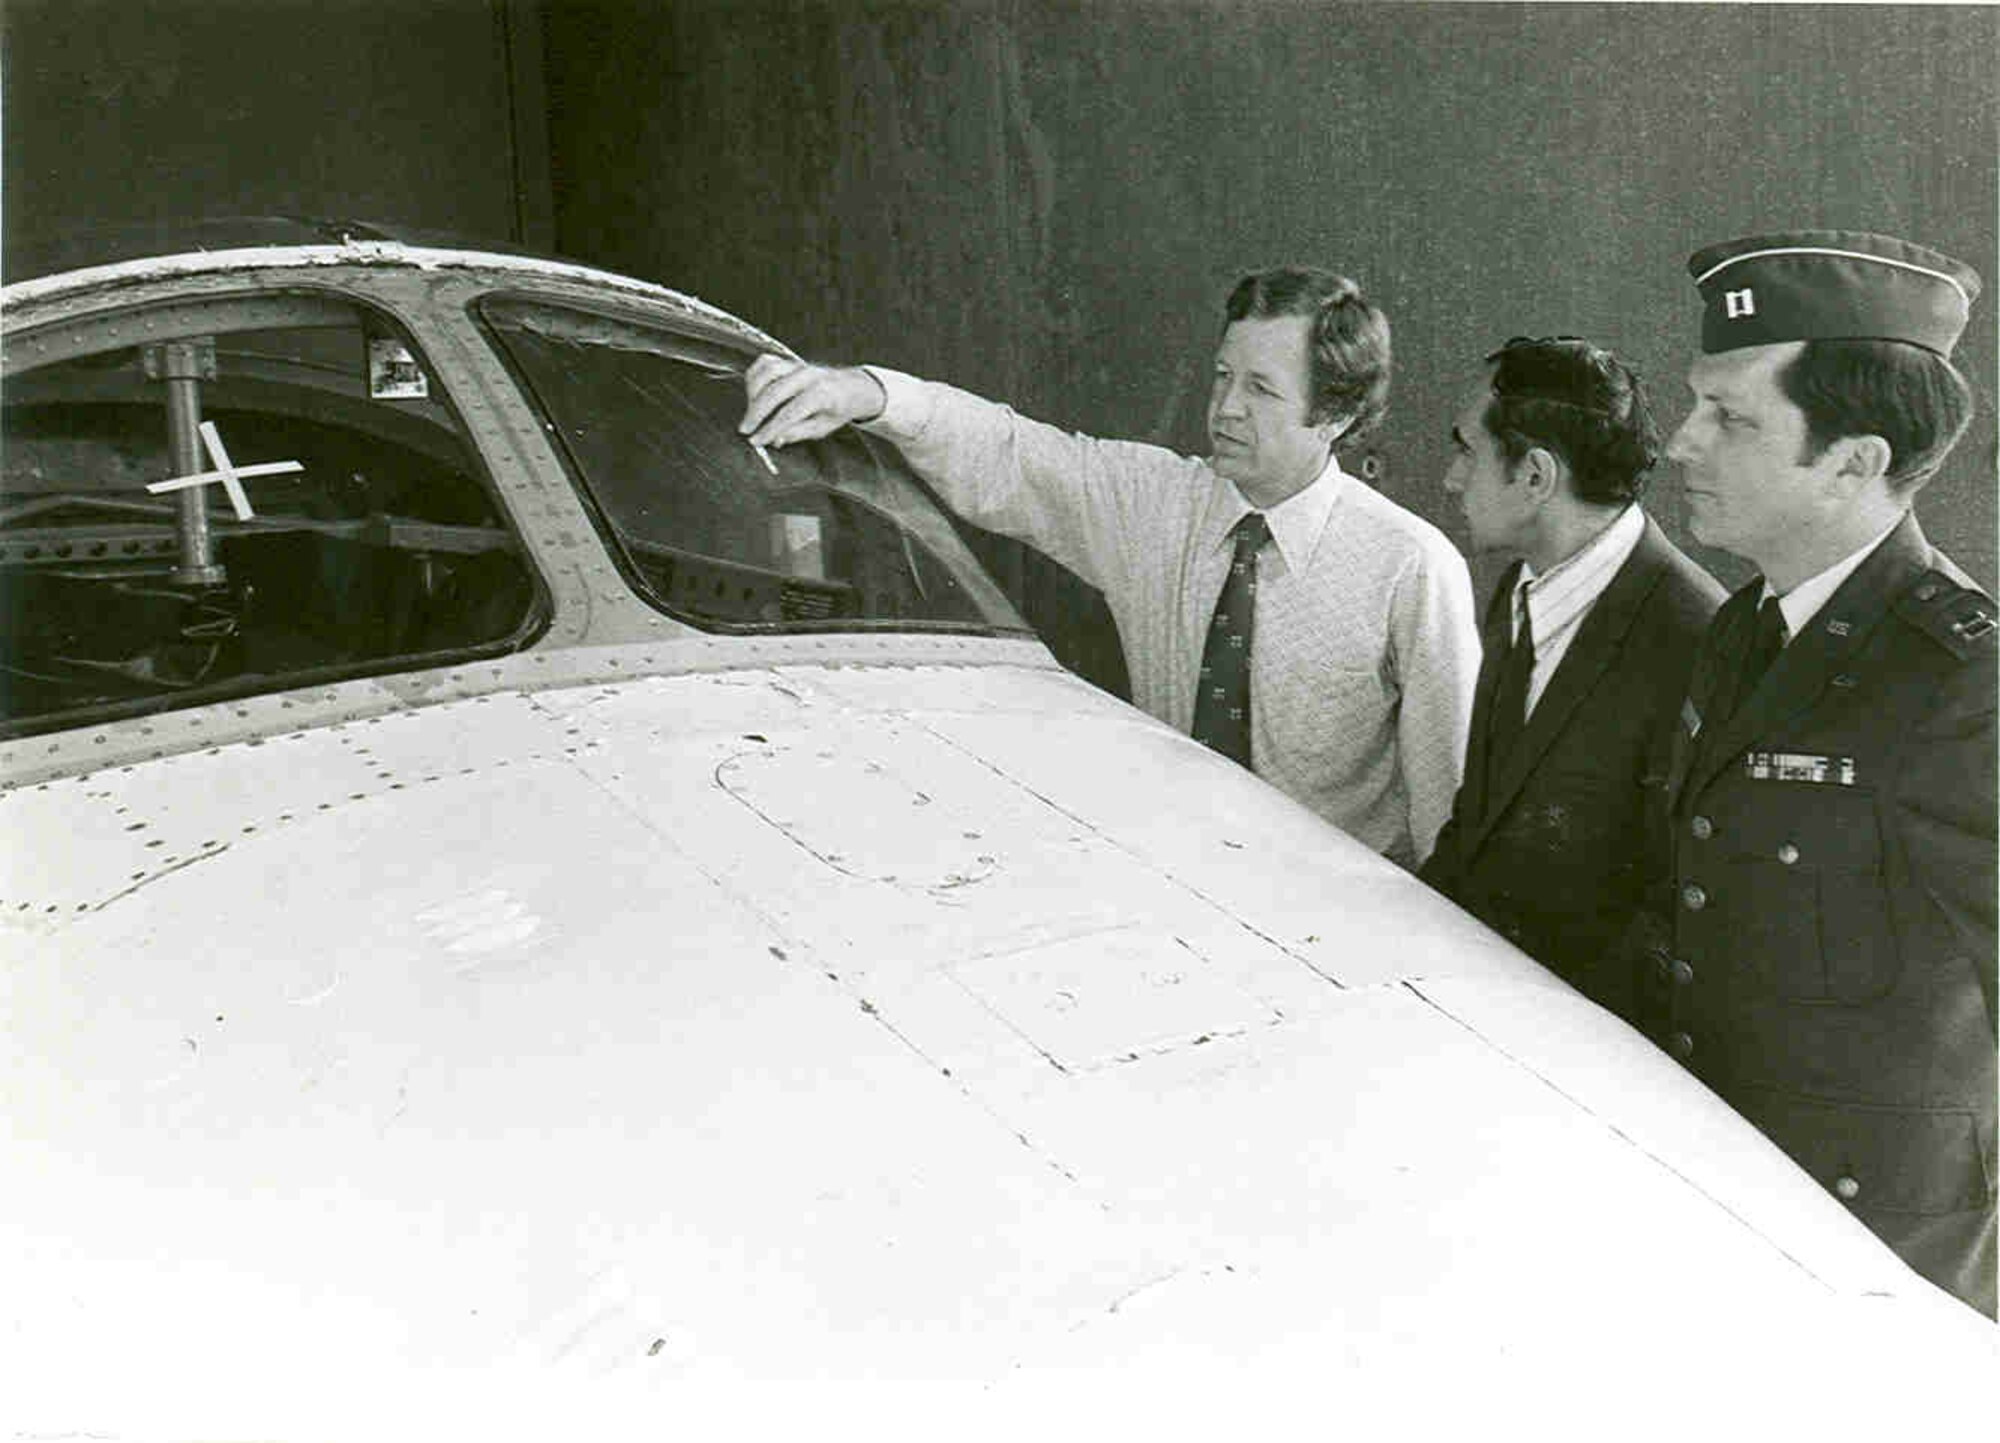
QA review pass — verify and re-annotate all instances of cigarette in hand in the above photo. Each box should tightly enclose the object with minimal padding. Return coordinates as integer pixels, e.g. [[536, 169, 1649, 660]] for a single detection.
[[750, 439, 779, 475]]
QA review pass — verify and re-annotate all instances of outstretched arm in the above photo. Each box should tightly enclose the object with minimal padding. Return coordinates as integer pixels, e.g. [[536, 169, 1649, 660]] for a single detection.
[[741, 358, 1204, 596]]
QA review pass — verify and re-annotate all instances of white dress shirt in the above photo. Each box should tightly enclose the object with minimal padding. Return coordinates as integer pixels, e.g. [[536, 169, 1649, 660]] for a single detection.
[[1761, 514, 1906, 644], [1506, 503, 1646, 719], [860, 366, 1481, 866]]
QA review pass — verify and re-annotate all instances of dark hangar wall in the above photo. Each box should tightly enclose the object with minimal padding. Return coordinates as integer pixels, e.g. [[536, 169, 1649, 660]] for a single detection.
[[0, 0, 553, 268], [4, 2, 1991, 696], [545, 0, 1998, 695]]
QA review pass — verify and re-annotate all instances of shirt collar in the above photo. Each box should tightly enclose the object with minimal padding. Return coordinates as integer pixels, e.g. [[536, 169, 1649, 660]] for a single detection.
[[1510, 504, 1645, 634], [1207, 452, 1352, 572], [1760, 513, 1905, 642]]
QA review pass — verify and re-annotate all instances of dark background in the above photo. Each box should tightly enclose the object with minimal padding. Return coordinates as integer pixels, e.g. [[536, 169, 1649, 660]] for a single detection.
[[6, 0, 1994, 699]]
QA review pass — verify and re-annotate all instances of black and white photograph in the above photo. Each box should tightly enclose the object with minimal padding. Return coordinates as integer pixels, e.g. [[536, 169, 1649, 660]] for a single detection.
[[3, 2, 1994, 1437]]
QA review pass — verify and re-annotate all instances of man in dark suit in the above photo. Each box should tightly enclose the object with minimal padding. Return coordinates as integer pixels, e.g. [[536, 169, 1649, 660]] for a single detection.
[[1643, 230, 1995, 1317], [1422, 337, 1725, 1019]]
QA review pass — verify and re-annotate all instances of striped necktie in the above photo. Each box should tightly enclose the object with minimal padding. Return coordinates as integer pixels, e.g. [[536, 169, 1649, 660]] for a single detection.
[[1191, 512, 1269, 767]]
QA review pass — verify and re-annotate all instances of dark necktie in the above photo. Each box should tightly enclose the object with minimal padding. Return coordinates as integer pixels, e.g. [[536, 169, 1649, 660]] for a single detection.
[[1485, 588, 1535, 788], [1727, 594, 1788, 719], [1191, 512, 1269, 767]]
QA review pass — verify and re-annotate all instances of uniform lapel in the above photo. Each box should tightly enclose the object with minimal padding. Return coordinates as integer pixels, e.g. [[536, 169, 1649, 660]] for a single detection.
[[1467, 520, 1670, 852], [1683, 514, 1931, 800], [1668, 586, 1755, 808]]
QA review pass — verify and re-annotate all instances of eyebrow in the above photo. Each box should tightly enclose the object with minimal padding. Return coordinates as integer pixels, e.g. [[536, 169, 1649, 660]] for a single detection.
[[1219, 358, 1289, 392]]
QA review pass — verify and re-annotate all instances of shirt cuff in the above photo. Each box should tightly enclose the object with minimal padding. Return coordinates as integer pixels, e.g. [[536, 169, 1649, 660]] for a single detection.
[[859, 366, 937, 442]]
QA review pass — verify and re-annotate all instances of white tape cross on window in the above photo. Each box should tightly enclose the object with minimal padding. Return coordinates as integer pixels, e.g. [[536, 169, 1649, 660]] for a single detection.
[[145, 420, 304, 521]]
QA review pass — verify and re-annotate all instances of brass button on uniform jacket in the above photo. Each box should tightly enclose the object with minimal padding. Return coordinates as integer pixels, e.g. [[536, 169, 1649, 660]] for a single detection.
[[1651, 514, 1997, 1317]]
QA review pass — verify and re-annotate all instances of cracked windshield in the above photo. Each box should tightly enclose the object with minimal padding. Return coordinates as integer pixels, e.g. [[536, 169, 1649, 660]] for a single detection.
[[479, 297, 1023, 634]]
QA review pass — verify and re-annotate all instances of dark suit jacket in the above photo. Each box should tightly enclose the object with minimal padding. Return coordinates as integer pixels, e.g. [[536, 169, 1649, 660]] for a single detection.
[[1422, 516, 1724, 1018], [1648, 513, 1997, 1317]]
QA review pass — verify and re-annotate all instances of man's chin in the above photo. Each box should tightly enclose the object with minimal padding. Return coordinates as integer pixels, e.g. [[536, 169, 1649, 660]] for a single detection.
[[1212, 462, 1262, 497]]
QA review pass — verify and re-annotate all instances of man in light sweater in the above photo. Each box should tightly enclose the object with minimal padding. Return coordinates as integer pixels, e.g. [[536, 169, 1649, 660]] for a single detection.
[[740, 267, 1479, 867]]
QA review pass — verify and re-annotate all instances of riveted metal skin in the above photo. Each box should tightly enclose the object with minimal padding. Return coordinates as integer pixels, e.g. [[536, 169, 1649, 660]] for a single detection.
[[0, 245, 1044, 789], [4, 243, 1994, 1437]]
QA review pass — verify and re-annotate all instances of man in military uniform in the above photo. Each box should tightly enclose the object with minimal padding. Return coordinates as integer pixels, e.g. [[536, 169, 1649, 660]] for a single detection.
[[1647, 230, 1996, 1316], [1423, 337, 1724, 1018]]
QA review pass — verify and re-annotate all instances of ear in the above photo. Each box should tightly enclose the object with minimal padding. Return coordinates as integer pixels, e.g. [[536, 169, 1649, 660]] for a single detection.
[[1820, 432, 1894, 494], [1517, 445, 1565, 504], [1319, 412, 1354, 446]]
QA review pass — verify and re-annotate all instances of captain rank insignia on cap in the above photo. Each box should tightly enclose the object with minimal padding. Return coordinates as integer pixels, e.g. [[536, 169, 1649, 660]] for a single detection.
[[1743, 751, 1858, 786], [1688, 229, 1982, 357]]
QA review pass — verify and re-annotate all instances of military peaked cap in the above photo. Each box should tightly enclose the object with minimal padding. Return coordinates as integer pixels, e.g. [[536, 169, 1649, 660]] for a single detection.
[[1688, 229, 1982, 358]]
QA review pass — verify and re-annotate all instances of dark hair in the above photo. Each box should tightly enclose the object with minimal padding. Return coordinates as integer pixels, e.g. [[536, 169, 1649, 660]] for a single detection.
[[1481, 336, 1660, 507], [1778, 338, 1976, 493], [1224, 267, 1391, 444]]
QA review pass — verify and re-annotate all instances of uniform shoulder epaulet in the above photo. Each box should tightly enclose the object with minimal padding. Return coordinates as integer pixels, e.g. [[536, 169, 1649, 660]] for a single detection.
[[1893, 569, 1997, 661]]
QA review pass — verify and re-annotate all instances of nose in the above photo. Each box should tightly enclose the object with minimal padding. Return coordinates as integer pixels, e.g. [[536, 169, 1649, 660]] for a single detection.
[[1212, 377, 1246, 420], [1663, 413, 1700, 466], [1441, 460, 1464, 496]]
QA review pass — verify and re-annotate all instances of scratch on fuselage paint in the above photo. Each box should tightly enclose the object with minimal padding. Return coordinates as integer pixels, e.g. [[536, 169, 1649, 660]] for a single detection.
[[910, 718, 1343, 984], [88, 842, 233, 912], [1102, 1266, 1190, 1318]]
